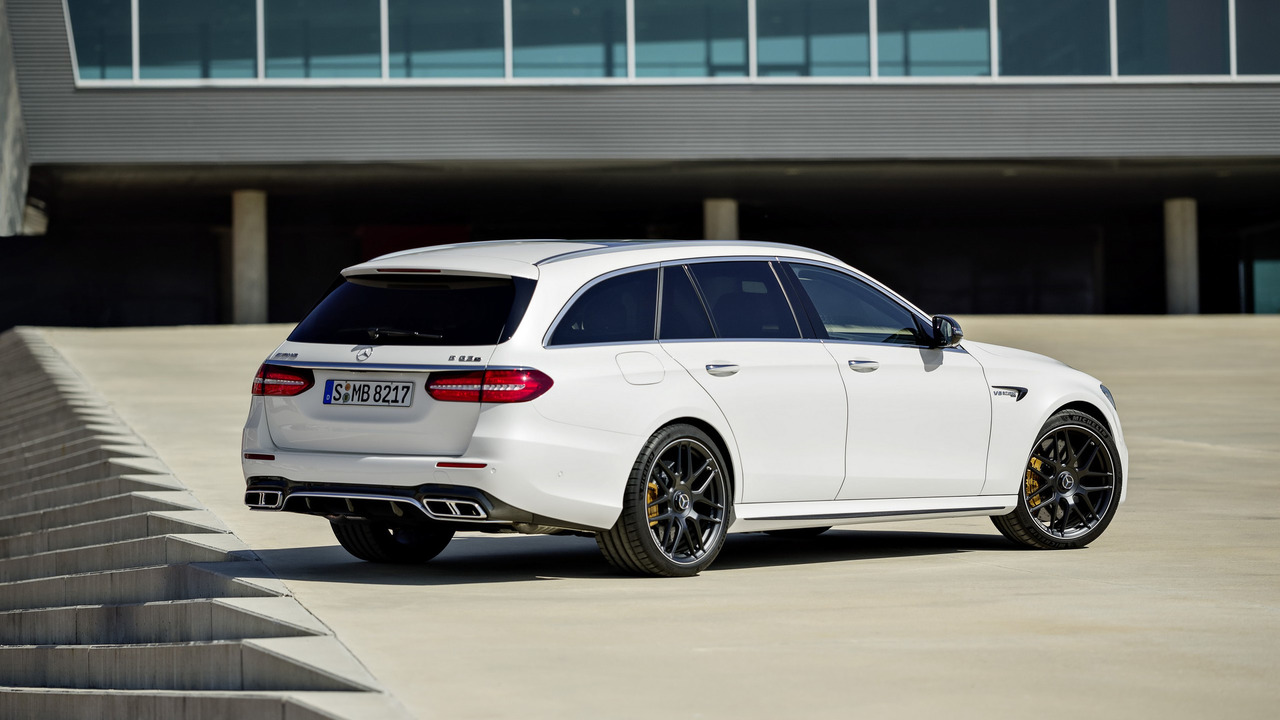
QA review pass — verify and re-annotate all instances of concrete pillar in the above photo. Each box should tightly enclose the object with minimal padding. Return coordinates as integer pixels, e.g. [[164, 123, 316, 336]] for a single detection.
[[231, 190, 268, 324], [1164, 197, 1199, 314], [703, 198, 739, 241]]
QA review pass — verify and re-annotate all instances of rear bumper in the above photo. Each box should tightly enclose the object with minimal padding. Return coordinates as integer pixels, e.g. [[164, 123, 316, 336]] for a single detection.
[[242, 400, 642, 531]]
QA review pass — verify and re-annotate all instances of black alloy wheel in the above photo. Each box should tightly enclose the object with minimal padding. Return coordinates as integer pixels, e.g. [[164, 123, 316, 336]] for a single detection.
[[993, 410, 1121, 550], [597, 424, 730, 576]]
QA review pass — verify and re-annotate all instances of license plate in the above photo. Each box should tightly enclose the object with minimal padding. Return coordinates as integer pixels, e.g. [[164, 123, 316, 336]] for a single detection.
[[323, 379, 414, 407]]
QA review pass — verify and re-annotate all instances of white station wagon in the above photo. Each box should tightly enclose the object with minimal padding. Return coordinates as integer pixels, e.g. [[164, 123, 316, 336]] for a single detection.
[[243, 240, 1126, 576]]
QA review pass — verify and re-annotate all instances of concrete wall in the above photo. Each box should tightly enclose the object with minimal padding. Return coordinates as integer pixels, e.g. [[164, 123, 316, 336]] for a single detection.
[[7, 0, 1280, 166], [0, 0, 29, 235]]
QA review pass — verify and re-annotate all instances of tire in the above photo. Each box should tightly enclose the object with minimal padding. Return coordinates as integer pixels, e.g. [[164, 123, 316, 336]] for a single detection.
[[764, 526, 831, 539], [596, 424, 730, 577], [330, 520, 455, 564], [992, 409, 1122, 550]]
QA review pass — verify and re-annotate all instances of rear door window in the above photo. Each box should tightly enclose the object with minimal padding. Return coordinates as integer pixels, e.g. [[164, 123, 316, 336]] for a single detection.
[[288, 274, 531, 346], [687, 261, 800, 339], [548, 268, 658, 346], [659, 266, 715, 340]]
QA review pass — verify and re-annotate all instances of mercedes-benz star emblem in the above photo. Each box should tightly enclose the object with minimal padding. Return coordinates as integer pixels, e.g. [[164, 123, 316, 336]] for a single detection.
[[355, 347, 373, 362]]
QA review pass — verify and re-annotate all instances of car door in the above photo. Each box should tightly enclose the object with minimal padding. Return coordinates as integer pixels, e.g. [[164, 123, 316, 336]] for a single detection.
[[783, 262, 992, 499], [657, 261, 848, 503]]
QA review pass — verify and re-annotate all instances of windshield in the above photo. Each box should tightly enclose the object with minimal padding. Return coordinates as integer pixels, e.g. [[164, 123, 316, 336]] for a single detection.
[[288, 274, 534, 346]]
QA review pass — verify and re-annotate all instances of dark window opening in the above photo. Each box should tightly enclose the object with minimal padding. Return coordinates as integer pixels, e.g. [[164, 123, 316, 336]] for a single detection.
[[548, 269, 659, 345], [288, 274, 529, 346], [688, 261, 800, 339]]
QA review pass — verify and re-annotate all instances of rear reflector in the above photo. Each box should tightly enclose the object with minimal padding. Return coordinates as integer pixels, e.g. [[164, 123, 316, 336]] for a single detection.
[[426, 368, 553, 403], [252, 364, 315, 396], [437, 462, 487, 469], [244, 453, 276, 461]]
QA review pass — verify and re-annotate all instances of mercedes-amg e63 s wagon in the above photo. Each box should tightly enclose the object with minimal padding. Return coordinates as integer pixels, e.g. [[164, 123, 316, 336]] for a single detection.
[[242, 240, 1126, 576]]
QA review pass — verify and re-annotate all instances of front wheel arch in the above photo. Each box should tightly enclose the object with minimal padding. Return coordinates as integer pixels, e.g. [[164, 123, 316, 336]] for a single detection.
[[1054, 400, 1112, 435]]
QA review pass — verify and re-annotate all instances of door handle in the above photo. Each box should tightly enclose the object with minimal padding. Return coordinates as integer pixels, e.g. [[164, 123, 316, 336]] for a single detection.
[[705, 363, 740, 377], [848, 359, 879, 373]]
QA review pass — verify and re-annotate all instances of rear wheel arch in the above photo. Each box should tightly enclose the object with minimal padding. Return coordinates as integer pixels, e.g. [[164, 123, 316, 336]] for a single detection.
[[655, 416, 736, 500]]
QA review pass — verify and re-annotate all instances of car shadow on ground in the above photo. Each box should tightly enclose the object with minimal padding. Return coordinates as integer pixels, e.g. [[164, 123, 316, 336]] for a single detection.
[[249, 528, 1018, 587]]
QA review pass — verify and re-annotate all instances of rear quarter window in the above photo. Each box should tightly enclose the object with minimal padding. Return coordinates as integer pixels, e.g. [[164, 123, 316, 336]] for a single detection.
[[548, 269, 658, 346], [289, 274, 533, 346]]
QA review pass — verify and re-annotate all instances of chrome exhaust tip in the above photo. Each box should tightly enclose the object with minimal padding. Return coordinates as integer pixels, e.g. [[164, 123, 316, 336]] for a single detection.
[[422, 497, 488, 520], [245, 489, 284, 510]]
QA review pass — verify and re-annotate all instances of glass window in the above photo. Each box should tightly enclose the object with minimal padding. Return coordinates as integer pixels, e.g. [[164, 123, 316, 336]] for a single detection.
[[139, 0, 257, 79], [265, 0, 381, 78], [1117, 0, 1227, 75], [1237, 0, 1280, 74], [688, 262, 799, 339], [788, 264, 923, 345], [635, 0, 748, 77], [389, 0, 504, 78], [877, 0, 989, 77], [1254, 259, 1280, 314], [757, 0, 868, 77], [289, 275, 526, 347], [512, 0, 626, 78], [549, 269, 658, 345], [67, 0, 133, 80], [998, 0, 1110, 76], [659, 266, 715, 340]]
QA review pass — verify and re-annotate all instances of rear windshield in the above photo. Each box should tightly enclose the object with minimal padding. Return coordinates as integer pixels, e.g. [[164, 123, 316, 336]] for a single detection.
[[288, 274, 534, 346]]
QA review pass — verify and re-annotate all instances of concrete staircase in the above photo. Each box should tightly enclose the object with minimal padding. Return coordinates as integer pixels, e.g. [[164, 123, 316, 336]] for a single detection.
[[0, 329, 412, 719]]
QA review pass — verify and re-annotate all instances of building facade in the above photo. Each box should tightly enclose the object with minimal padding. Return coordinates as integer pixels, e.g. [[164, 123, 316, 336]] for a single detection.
[[3, 0, 1280, 329]]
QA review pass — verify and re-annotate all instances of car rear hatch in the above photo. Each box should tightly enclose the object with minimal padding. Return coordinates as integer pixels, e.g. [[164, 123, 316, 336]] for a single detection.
[[261, 269, 535, 456]]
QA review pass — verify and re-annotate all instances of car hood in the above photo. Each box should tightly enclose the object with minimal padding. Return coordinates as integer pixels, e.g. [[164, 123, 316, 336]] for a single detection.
[[962, 340, 1069, 370]]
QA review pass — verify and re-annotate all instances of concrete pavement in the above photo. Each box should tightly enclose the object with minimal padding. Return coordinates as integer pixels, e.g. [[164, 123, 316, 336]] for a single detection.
[[24, 316, 1280, 718]]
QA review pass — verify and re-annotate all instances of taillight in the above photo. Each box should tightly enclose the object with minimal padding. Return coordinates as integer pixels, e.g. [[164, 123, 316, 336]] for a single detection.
[[252, 364, 315, 396], [426, 368, 553, 403]]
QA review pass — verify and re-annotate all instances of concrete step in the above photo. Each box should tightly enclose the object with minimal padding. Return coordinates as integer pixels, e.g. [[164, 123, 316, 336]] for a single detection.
[[0, 534, 253, 583], [0, 510, 227, 557], [0, 688, 413, 720], [0, 431, 144, 470], [0, 443, 155, 485], [0, 456, 173, 500], [0, 329, 408, 719], [0, 491, 204, 538], [0, 563, 284, 612], [2, 474, 183, 517], [0, 597, 326, 645], [0, 637, 376, 692]]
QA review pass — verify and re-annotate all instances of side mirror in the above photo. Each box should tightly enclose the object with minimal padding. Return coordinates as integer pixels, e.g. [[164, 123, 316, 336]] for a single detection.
[[931, 315, 964, 348]]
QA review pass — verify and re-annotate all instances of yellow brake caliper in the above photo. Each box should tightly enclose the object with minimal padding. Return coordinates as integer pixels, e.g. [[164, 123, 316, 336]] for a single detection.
[[1026, 457, 1043, 508], [648, 481, 660, 526]]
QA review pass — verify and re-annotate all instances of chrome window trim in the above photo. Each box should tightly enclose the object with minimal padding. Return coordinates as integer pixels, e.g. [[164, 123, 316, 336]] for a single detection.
[[658, 337, 827, 346], [820, 338, 970, 354], [543, 339, 662, 350]]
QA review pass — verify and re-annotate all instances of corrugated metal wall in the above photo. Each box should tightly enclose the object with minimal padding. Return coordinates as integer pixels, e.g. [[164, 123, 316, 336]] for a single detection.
[[9, 0, 1280, 166]]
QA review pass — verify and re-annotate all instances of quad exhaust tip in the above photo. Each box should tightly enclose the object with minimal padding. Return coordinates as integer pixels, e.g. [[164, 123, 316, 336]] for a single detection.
[[245, 489, 284, 510], [422, 498, 486, 519]]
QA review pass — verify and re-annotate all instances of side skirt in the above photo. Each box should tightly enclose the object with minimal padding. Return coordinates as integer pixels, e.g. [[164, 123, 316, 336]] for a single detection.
[[728, 495, 1017, 534]]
